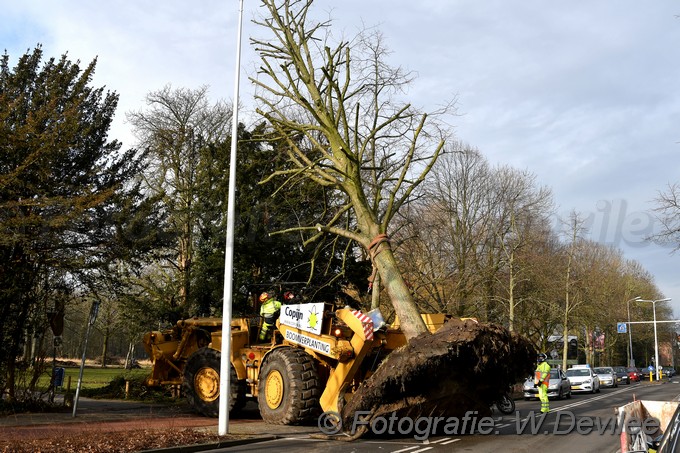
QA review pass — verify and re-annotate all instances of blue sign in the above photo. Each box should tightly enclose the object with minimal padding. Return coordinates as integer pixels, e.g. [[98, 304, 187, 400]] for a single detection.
[[617, 322, 627, 333], [648, 365, 654, 372]]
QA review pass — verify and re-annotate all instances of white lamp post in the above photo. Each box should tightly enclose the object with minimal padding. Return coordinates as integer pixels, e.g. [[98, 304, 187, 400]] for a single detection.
[[626, 296, 641, 367], [219, 0, 244, 436], [638, 298, 672, 381]]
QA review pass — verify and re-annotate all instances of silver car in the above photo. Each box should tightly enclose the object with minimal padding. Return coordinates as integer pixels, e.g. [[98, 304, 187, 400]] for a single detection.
[[566, 366, 601, 393], [523, 369, 572, 400], [594, 366, 618, 388]]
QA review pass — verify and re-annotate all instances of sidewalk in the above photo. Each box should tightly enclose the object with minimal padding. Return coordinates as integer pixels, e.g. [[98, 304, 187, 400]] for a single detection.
[[0, 396, 319, 448]]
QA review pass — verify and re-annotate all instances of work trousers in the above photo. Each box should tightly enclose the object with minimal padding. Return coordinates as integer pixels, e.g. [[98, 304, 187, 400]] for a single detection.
[[537, 383, 549, 413], [259, 314, 276, 341]]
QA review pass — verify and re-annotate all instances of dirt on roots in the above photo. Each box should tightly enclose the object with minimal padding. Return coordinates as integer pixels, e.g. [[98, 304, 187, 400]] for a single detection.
[[340, 317, 535, 439]]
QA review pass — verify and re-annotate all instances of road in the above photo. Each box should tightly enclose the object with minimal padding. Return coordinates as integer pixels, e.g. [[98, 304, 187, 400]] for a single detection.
[[207, 378, 680, 453]]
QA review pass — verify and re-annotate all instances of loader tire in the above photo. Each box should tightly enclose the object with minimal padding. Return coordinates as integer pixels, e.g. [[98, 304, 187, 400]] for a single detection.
[[258, 347, 321, 425], [183, 347, 245, 417]]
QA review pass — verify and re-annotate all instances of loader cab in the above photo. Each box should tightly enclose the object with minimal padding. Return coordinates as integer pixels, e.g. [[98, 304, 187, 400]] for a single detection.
[[245, 284, 341, 344]]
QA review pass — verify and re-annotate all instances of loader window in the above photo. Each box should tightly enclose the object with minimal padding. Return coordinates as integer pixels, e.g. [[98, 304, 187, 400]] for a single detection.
[[196, 330, 211, 349], [248, 317, 261, 345]]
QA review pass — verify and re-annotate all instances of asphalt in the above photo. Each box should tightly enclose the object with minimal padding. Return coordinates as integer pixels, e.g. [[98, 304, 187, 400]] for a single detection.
[[0, 396, 320, 452], [6, 378, 670, 452]]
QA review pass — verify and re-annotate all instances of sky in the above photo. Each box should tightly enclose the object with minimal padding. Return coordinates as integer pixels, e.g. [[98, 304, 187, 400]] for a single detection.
[[3, 1, 680, 318]]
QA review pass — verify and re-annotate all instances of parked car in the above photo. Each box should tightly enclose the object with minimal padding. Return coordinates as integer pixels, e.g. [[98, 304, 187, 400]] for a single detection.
[[626, 366, 641, 382], [613, 366, 631, 385], [523, 368, 572, 400], [566, 365, 601, 393], [663, 367, 676, 378], [594, 367, 618, 388], [641, 367, 653, 380]]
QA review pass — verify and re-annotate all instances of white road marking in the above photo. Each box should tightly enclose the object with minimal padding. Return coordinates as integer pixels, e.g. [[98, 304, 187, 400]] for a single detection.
[[389, 446, 421, 453], [429, 438, 451, 443]]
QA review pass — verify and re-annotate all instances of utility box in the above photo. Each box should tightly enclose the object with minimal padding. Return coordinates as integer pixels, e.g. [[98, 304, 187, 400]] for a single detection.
[[53, 367, 65, 388]]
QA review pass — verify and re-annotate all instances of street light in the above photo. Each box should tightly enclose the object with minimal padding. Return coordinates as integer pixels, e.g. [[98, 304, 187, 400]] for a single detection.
[[219, 0, 244, 436], [637, 298, 672, 381], [626, 296, 641, 367]]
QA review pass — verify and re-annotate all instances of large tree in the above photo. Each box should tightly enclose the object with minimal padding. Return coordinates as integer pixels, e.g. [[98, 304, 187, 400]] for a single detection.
[[126, 85, 231, 319], [395, 144, 553, 329], [251, 0, 456, 339], [0, 46, 154, 399], [126, 86, 363, 323]]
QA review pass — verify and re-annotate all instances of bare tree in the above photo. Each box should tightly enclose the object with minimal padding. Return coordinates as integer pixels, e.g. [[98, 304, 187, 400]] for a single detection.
[[127, 85, 230, 316], [512, 225, 564, 350], [492, 166, 553, 331], [497, 211, 525, 332], [650, 183, 680, 251], [426, 144, 493, 317], [251, 0, 455, 339], [561, 211, 588, 370], [394, 200, 457, 315], [398, 144, 552, 328]]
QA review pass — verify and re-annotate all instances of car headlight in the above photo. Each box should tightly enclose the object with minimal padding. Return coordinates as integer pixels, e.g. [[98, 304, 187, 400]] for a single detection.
[[585, 378, 592, 384]]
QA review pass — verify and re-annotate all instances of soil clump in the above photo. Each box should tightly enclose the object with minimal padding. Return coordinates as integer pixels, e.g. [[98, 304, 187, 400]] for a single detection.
[[340, 317, 535, 439]]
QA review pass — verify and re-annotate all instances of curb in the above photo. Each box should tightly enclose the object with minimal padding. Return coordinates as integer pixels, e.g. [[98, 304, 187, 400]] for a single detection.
[[139, 435, 278, 453]]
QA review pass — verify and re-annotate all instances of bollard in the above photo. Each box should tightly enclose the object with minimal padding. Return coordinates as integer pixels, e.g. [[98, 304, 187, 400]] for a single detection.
[[125, 380, 130, 399], [64, 376, 74, 408]]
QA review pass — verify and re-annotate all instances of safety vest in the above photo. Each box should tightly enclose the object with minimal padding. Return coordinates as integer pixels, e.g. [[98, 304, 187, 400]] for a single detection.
[[260, 299, 282, 316], [534, 362, 551, 386]]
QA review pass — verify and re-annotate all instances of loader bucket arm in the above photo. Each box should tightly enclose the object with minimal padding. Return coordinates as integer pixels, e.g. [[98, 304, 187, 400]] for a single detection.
[[319, 308, 375, 414]]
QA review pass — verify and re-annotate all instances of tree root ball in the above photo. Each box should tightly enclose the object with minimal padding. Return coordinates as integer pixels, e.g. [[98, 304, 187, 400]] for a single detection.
[[340, 318, 536, 439]]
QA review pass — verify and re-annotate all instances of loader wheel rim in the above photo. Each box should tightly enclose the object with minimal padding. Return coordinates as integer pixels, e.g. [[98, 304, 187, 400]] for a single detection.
[[265, 369, 284, 409], [194, 367, 220, 402]]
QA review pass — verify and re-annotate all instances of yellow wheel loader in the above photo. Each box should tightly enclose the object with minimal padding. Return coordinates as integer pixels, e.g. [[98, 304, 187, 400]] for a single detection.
[[143, 301, 447, 424]]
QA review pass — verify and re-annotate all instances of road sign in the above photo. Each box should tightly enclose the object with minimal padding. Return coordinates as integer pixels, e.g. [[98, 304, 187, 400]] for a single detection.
[[617, 322, 627, 333]]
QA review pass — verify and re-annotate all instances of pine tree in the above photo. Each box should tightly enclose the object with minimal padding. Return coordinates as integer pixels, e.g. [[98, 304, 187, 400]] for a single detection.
[[0, 46, 157, 399]]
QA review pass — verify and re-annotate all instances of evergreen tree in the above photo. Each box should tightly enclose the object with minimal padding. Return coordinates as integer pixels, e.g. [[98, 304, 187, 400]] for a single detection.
[[0, 46, 157, 399]]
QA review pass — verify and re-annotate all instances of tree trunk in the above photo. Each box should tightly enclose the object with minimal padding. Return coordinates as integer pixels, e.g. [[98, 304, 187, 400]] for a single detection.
[[124, 342, 134, 369], [370, 273, 381, 310], [561, 323, 569, 370], [508, 272, 515, 332], [178, 228, 192, 308], [374, 243, 427, 340], [101, 326, 110, 367], [507, 244, 517, 332]]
